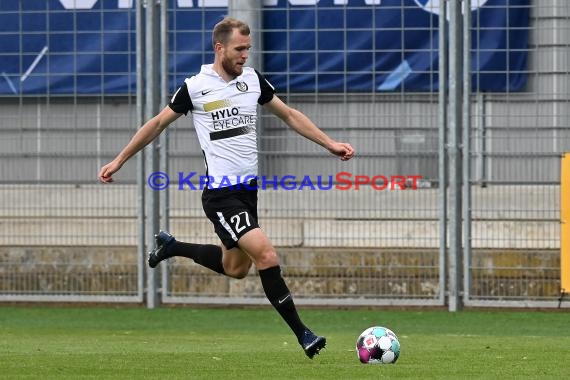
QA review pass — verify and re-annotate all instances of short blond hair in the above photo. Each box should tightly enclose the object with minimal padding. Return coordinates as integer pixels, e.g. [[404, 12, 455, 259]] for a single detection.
[[212, 17, 250, 48]]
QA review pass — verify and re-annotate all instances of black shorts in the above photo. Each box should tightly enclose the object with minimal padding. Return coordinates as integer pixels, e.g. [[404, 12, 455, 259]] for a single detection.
[[201, 181, 259, 250]]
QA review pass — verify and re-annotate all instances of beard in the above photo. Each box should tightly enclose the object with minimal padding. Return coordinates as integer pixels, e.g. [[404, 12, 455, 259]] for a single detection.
[[221, 56, 243, 78]]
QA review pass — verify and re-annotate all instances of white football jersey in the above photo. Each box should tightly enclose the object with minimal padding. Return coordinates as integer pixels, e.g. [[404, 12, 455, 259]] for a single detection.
[[169, 64, 275, 188]]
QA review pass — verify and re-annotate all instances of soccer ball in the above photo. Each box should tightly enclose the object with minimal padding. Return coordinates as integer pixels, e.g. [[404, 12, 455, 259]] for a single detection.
[[356, 326, 400, 364]]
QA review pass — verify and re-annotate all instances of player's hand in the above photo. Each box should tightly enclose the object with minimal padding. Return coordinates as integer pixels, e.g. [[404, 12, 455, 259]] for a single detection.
[[98, 160, 122, 183], [329, 142, 355, 161]]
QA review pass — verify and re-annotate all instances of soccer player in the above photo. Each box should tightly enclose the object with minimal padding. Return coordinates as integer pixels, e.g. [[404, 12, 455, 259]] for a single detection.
[[98, 17, 355, 359]]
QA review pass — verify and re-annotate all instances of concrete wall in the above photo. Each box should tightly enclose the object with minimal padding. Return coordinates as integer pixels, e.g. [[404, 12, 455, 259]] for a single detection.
[[0, 184, 560, 249], [0, 246, 560, 300]]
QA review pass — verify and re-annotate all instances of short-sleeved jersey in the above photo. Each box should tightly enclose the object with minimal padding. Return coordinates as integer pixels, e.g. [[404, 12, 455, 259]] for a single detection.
[[169, 64, 275, 188]]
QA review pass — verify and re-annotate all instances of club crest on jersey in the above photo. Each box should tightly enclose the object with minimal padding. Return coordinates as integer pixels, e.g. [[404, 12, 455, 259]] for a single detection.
[[236, 82, 248, 92]]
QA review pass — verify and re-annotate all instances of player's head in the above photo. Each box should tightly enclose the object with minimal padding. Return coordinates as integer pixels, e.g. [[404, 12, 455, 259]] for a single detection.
[[212, 17, 251, 77], [212, 17, 250, 47]]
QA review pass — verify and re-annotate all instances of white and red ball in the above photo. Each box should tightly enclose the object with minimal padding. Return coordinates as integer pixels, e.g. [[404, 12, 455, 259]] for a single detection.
[[356, 326, 400, 364]]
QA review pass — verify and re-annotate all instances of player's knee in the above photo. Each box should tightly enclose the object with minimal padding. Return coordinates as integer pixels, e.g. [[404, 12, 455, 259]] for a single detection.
[[231, 267, 250, 279], [256, 248, 279, 269], [224, 262, 251, 279]]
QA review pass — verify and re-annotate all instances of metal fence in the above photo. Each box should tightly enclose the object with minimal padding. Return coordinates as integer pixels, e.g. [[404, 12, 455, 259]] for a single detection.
[[0, 0, 568, 309]]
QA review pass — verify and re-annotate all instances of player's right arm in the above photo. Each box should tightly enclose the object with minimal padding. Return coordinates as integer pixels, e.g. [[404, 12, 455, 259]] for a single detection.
[[98, 105, 182, 183]]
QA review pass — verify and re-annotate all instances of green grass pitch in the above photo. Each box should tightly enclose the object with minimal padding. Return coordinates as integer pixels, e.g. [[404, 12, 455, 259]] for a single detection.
[[0, 306, 569, 379]]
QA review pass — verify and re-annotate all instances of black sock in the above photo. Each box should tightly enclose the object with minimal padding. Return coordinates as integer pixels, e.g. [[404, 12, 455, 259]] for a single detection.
[[258, 265, 307, 341], [166, 241, 225, 275]]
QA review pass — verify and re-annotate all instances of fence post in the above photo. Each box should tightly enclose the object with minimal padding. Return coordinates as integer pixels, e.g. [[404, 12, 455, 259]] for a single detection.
[[227, 1, 266, 175], [145, 0, 161, 309], [158, 0, 170, 304], [136, 0, 146, 304], [438, 0, 449, 308], [462, 0, 472, 306], [447, 0, 464, 311], [561, 153, 570, 304]]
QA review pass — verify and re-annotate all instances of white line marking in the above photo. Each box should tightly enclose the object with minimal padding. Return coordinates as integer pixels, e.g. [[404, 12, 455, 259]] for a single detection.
[[378, 60, 412, 91], [1, 72, 17, 94], [21, 46, 48, 82]]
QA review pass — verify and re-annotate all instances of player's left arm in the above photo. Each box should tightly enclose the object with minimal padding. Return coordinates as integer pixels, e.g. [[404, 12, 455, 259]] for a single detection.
[[263, 96, 355, 161]]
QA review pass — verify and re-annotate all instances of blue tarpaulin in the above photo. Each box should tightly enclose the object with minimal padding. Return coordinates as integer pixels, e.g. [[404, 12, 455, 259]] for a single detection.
[[0, 0, 529, 95]]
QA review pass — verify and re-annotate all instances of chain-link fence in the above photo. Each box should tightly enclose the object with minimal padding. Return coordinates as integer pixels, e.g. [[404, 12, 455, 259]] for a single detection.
[[0, 0, 568, 308], [0, 0, 142, 302]]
